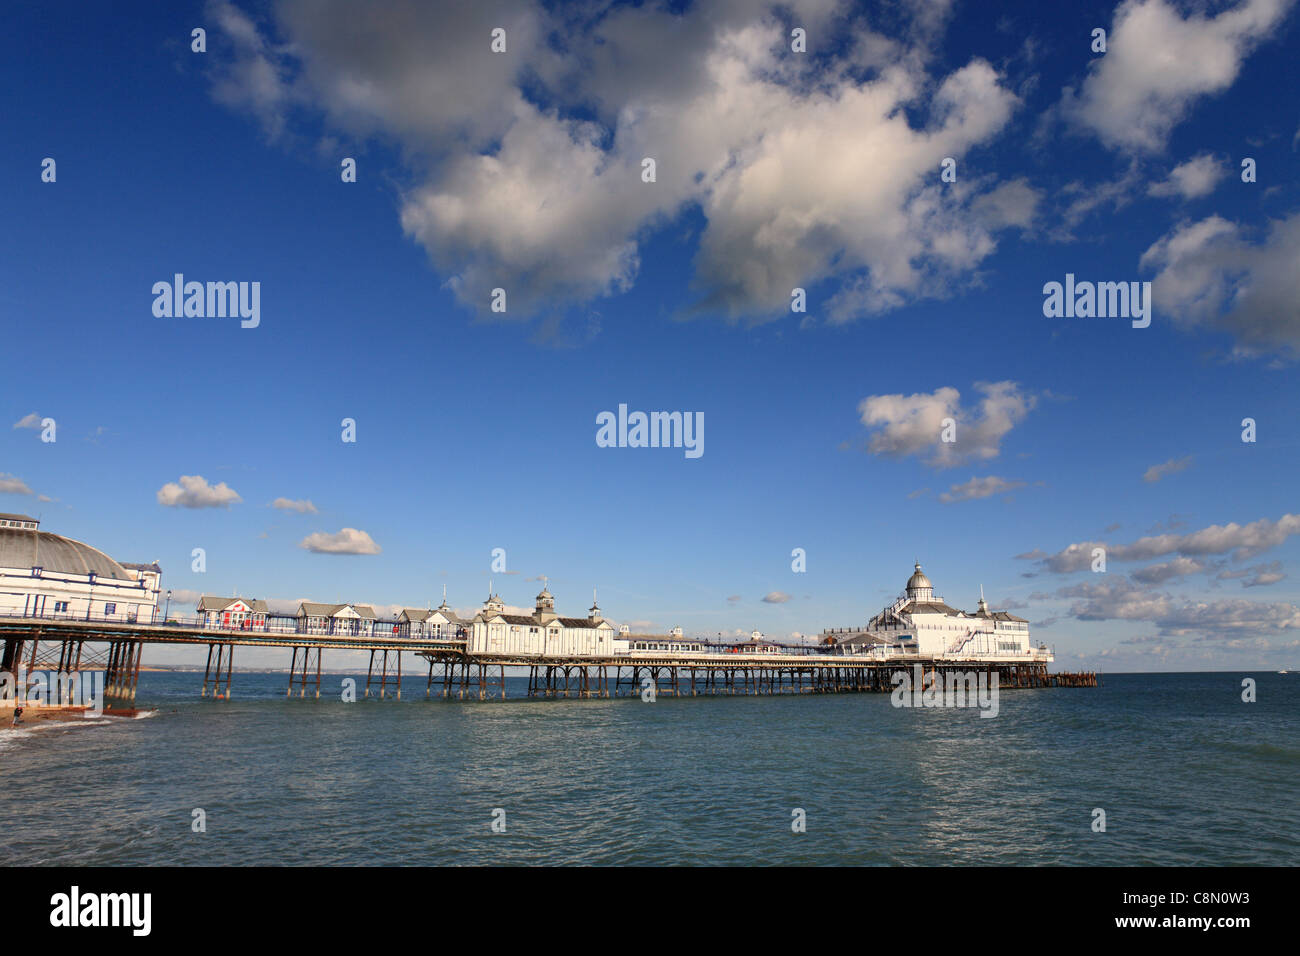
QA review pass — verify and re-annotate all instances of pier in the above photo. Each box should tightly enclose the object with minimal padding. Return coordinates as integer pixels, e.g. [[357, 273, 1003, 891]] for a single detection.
[[423, 652, 1098, 700], [1, 612, 1097, 706], [0, 612, 462, 705]]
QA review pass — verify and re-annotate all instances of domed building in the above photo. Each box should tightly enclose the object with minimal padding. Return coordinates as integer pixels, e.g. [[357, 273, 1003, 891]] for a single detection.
[[0, 515, 161, 622], [821, 561, 1048, 662]]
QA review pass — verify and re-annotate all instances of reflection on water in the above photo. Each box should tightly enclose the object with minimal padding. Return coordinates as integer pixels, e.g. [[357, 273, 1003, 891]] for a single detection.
[[2, 672, 1296, 866]]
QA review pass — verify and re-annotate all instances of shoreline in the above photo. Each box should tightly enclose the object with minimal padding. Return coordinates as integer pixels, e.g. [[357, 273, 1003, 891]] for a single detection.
[[5, 705, 140, 728]]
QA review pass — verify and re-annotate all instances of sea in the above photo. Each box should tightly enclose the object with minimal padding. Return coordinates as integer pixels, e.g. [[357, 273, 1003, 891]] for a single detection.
[[2, 671, 1296, 866]]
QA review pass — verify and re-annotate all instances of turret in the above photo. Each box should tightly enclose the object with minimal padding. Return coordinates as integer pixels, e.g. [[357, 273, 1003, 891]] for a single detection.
[[535, 576, 558, 623]]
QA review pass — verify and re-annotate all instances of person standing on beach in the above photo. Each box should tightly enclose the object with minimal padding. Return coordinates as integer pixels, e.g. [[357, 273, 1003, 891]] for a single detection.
[[11, 706, 22, 727]]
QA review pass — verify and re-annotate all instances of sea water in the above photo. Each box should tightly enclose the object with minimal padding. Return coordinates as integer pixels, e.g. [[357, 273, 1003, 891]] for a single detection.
[[1, 671, 1295, 866]]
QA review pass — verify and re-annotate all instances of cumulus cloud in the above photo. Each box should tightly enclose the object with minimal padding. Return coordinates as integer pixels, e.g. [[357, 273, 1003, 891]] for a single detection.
[[938, 475, 1026, 503], [156, 475, 243, 509], [858, 381, 1034, 468], [1218, 560, 1287, 587], [1140, 211, 1300, 359], [1130, 556, 1207, 584], [12, 413, 43, 430], [272, 497, 318, 513], [1024, 513, 1300, 573], [762, 591, 792, 604], [1142, 456, 1193, 483], [206, 0, 1030, 323], [1060, 0, 1294, 153], [1147, 153, 1226, 199], [1050, 578, 1300, 635], [0, 473, 35, 496], [166, 588, 207, 608], [299, 527, 382, 554]]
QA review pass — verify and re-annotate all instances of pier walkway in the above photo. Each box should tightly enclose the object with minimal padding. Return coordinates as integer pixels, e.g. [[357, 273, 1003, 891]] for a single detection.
[[0, 611, 1097, 705]]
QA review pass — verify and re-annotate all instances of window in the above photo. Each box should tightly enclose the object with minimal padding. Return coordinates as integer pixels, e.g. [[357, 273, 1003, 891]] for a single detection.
[[104, 603, 117, 615], [31, 566, 42, 577], [54, 601, 69, 612]]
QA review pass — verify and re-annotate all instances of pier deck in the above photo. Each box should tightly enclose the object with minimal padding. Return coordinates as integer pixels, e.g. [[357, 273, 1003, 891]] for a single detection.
[[418, 651, 1098, 700], [1, 614, 1097, 704]]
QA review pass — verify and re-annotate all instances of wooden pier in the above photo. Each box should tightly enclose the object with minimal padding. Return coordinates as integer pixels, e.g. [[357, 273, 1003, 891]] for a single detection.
[[1, 616, 1097, 706]]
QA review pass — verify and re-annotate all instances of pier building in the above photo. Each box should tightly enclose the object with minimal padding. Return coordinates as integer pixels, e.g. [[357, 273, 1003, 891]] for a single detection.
[[823, 562, 1049, 662], [398, 595, 467, 639], [297, 602, 379, 637], [0, 515, 160, 623], [197, 596, 269, 630], [466, 584, 616, 656]]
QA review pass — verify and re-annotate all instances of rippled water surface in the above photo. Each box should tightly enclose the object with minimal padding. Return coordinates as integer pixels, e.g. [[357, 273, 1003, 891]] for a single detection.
[[2, 671, 1296, 865]]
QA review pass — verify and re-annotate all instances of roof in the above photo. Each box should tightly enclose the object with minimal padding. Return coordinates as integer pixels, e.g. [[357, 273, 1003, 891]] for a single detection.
[[501, 614, 540, 626], [823, 630, 889, 647], [197, 596, 269, 613], [299, 602, 341, 617], [991, 610, 1029, 623], [557, 616, 602, 628], [623, 632, 703, 642], [904, 600, 964, 616], [0, 527, 133, 581], [399, 608, 430, 622], [0, 513, 37, 522], [297, 602, 377, 618], [121, 562, 162, 573], [816, 632, 889, 647]]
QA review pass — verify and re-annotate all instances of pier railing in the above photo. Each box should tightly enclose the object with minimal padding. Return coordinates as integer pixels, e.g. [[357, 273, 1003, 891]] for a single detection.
[[0, 607, 1053, 667], [0, 607, 465, 643]]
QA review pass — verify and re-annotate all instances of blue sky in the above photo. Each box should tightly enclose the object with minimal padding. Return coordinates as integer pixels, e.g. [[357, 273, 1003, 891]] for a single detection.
[[3, 0, 1299, 669]]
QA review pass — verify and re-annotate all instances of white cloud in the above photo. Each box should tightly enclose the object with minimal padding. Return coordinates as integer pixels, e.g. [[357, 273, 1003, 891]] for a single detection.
[[299, 528, 381, 554], [1218, 560, 1287, 587], [1141, 211, 1300, 359], [1051, 578, 1300, 635], [0, 473, 35, 496], [272, 497, 318, 513], [156, 475, 243, 509], [1147, 153, 1226, 199], [1130, 557, 1207, 584], [206, 0, 299, 140], [858, 381, 1034, 469], [12, 413, 42, 430], [1028, 513, 1300, 573], [207, 1, 1029, 323], [1060, 0, 1294, 153], [762, 591, 792, 604], [1142, 456, 1193, 483], [165, 588, 207, 608], [938, 475, 1026, 503]]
